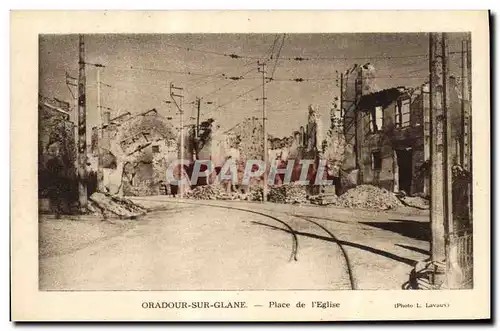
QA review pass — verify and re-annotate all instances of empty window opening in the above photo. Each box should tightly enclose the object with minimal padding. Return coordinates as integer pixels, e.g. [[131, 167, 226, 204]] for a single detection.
[[396, 99, 411, 128], [370, 106, 384, 132]]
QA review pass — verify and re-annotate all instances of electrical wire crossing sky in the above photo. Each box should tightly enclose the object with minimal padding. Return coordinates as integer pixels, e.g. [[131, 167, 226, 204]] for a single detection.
[[39, 33, 467, 137]]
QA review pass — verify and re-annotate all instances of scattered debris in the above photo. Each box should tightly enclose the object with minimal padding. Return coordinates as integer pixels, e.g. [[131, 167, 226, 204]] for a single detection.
[[404, 260, 444, 290], [183, 183, 429, 212], [184, 185, 229, 200], [247, 186, 264, 202], [336, 185, 403, 210], [269, 184, 309, 204], [89, 192, 147, 219], [309, 194, 339, 206], [185, 185, 265, 202]]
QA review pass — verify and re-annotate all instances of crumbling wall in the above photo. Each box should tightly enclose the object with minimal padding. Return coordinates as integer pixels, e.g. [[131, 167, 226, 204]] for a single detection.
[[322, 128, 346, 178], [225, 117, 265, 160], [306, 105, 323, 153], [360, 63, 378, 94], [97, 110, 176, 196], [38, 98, 77, 204], [341, 63, 380, 173], [222, 117, 267, 189]]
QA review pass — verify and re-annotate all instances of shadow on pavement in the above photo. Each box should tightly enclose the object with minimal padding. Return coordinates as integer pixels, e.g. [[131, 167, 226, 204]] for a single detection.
[[251, 221, 417, 267], [287, 213, 350, 225], [395, 243, 430, 256], [360, 219, 430, 241]]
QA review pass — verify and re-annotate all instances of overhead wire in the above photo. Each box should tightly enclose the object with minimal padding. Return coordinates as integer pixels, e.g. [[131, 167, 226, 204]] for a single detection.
[[269, 34, 286, 79], [195, 35, 281, 107], [160, 41, 265, 60], [213, 84, 262, 111], [84, 61, 231, 80], [150, 40, 455, 62], [267, 34, 280, 60], [187, 58, 258, 98], [84, 39, 465, 124]]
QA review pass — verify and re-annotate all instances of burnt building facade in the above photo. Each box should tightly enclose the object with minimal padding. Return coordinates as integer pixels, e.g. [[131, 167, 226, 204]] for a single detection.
[[38, 95, 77, 211], [350, 86, 428, 194], [341, 64, 463, 196]]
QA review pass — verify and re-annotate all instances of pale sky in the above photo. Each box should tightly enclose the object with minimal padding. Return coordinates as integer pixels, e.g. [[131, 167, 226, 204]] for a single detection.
[[39, 33, 467, 137]]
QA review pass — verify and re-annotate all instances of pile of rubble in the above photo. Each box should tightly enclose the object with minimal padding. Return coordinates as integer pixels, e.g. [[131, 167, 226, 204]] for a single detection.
[[183, 183, 415, 211], [88, 192, 147, 219], [335, 185, 403, 210], [248, 186, 264, 202], [184, 185, 230, 200], [184, 185, 266, 202], [269, 184, 309, 204], [309, 194, 339, 206]]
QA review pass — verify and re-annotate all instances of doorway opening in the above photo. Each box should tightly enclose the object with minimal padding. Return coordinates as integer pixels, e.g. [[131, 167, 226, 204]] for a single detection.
[[396, 148, 413, 194]]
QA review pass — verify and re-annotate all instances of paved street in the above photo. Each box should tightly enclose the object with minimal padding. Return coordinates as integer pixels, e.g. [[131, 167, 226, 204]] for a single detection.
[[39, 198, 429, 291]]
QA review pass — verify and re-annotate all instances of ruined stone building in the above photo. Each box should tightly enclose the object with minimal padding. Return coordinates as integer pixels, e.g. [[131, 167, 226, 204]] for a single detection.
[[341, 63, 464, 196], [221, 106, 346, 194], [38, 95, 77, 211], [91, 109, 177, 196], [224, 117, 266, 161]]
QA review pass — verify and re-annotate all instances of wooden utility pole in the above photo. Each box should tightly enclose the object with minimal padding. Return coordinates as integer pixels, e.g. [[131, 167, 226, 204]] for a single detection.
[[466, 35, 473, 220], [429, 32, 449, 284], [65, 71, 79, 175], [461, 39, 471, 170], [77, 34, 88, 211], [258, 61, 268, 202], [443, 33, 454, 235], [423, 79, 431, 197], [170, 83, 184, 198]]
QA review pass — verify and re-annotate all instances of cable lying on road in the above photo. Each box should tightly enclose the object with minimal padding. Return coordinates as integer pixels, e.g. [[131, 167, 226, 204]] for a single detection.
[[132, 197, 357, 289], [288, 214, 356, 290]]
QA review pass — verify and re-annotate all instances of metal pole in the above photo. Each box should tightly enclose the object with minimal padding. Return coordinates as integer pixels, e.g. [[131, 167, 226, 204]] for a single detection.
[[429, 32, 447, 284], [77, 34, 88, 211], [196, 97, 201, 139], [170, 83, 184, 199], [258, 61, 268, 202], [96, 68, 104, 192], [73, 93, 78, 176], [180, 96, 184, 199], [466, 35, 472, 171], [461, 40, 466, 167], [340, 73, 344, 119]]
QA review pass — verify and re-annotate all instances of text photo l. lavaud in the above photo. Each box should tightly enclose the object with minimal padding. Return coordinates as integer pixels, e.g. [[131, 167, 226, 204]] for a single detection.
[[38, 33, 472, 291]]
